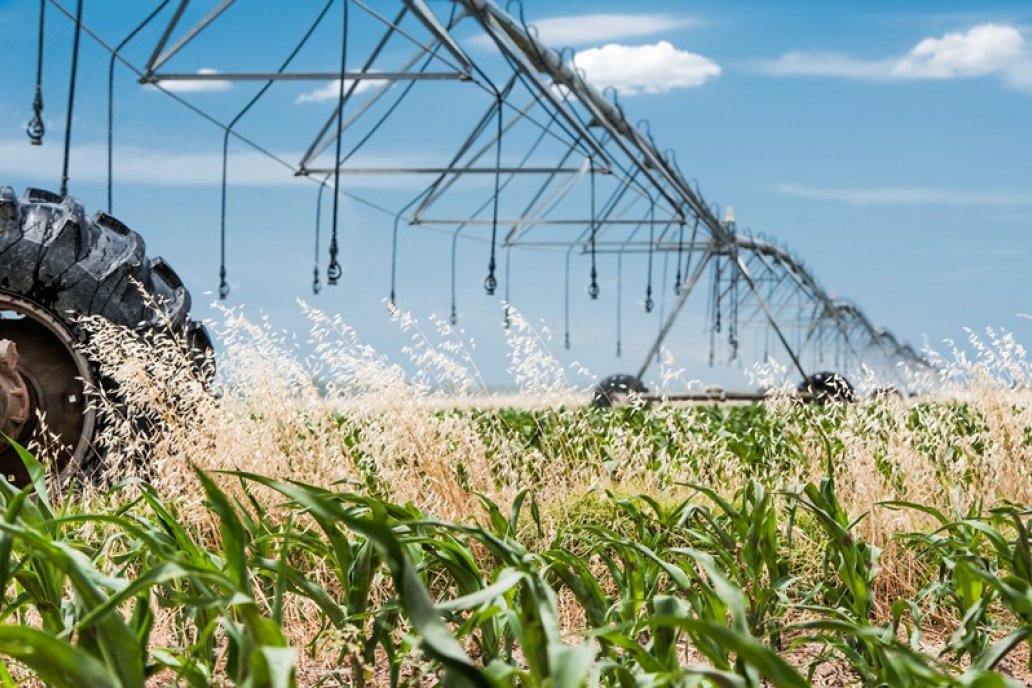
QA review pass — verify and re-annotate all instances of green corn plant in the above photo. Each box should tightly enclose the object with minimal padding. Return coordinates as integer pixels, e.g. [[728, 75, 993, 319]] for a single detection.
[[684, 481, 794, 648], [962, 507, 1032, 673], [587, 548, 809, 688], [227, 471, 500, 688], [412, 512, 598, 688], [788, 476, 879, 622], [883, 500, 999, 662], [0, 442, 147, 687]]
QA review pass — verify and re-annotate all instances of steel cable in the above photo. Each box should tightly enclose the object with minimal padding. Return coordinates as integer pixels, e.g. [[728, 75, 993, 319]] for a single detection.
[[483, 94, 503, 295], [107, 0, 171, 213], [59, 0, 84, 197], [27, 0, 46, 145], [219, 0, 334, 299], [328, 0, 349, 286]]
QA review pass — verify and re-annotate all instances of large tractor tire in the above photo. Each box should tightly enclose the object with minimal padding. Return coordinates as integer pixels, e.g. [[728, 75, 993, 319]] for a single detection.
[[0, 187, 209, 487], [797, 370, 855, 404], [591, 373, 649, 408]]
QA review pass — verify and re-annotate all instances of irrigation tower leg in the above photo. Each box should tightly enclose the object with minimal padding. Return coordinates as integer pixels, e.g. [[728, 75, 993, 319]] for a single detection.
[[731, 254, 808, 380]]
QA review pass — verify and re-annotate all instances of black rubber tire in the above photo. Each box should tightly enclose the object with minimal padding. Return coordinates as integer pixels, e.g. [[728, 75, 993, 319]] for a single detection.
[[591, 373, 649, 408], [0, 187, 210, 478], [0, 187, 207, 339], [797, 371, 855, 404]]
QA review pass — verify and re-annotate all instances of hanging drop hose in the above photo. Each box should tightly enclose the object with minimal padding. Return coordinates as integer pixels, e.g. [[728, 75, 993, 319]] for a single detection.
[[684, 217, 700, 280], [27, 0, 46, 145], [644, 199, 655, 312], [449, 228, 461, 325], [563, 248, 572, 349], [729, 268, 739, 359], [655, 252, 669, 365], [616, 253, 622, 357], [107, 0, 171, 213], [59, 0, 84, 197], [483, 94, 503, 295], [588, 155, 599, 300], [674, 219, 685, 295], [219, 0, 333, 300], [327, 0, 349, 286], [503, 247, 511, 329], [313, 179, 328, 294], [713, 258, 723, 333]]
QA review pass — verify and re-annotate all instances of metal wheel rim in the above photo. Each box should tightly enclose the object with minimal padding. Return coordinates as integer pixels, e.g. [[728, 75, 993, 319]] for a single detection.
[[0, 290, 98, 485]]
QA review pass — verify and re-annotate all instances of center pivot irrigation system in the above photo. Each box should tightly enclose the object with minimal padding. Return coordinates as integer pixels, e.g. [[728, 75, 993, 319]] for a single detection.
[[2, 0, 931, 481]]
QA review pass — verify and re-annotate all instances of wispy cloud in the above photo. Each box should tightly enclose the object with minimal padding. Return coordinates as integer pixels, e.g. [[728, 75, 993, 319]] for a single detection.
[[778, 182, 1032, 207], [295, 76, 388, 104], [756, 23, 1032, 93], [573, 41, 720, 96], [470, 13, 697, 49], [0, 140, 432, 189], [528, 13, 696, 47], [148, 68, 232, 93], [757, 53, 893, 79]]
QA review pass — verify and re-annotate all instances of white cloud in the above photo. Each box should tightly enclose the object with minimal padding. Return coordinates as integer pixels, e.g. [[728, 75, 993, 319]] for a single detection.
[[469, 12, 696, 49], [151, 68, 232, 93], [573, 41, 721, 95], [892, 24, 1025, 78], [756, 23, 1032, 93], [295, 77, 388, 104], [777, 182, 1032, 207]]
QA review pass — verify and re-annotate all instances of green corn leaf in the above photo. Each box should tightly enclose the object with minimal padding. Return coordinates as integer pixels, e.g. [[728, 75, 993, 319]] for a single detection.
[[8, 439, 51, 517], [225, 471, 495, 688], [0, 626, 118, 688], [436, 568, 524, 612], [549, 642, 596, 688], [194, 468, 251, 591], [972, 627, 1031, 673], [0, 521, 145, 687]]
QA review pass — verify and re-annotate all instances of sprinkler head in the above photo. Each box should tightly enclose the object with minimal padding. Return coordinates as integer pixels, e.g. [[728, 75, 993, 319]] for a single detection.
[[218, 267, 230, 300]]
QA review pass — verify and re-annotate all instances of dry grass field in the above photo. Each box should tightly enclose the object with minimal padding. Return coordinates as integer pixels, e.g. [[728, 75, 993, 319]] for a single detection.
[[1, 305, 1029, 686]]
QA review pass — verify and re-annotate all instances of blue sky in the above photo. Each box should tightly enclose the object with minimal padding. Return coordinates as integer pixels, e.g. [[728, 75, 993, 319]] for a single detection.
[[0, 0, 1029, 390]]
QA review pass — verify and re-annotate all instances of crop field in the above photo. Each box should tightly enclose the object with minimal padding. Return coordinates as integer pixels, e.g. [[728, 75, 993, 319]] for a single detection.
[[1, 308, 1030, 687]]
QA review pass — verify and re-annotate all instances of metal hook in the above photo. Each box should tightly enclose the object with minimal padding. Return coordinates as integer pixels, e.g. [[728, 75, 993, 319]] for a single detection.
[[484, 259, 497, 295], [218, 266, 230, 300], [505, 0, 525, 21], [327, 257, 342, 285], [27, 88, 44, 145]]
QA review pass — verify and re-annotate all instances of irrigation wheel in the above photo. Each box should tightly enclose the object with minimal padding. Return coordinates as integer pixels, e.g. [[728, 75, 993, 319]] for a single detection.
[[0, 187, 209, 487], [591, 373, 649, 408], [797, 370, 855, 404]]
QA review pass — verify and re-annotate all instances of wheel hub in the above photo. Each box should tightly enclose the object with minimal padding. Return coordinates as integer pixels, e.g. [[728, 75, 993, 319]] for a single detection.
[[0, 292, 97, 486], [0, 340, 31, 441]]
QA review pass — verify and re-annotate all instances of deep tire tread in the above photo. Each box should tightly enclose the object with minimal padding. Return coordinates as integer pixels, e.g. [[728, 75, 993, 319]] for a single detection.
[[0, 186, 202, 340]]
